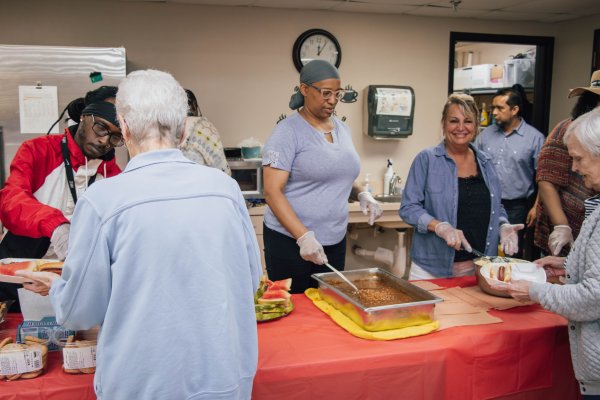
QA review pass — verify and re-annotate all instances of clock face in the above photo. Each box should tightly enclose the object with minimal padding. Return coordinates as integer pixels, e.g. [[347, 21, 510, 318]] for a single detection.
[[293, 29, 341, 72]]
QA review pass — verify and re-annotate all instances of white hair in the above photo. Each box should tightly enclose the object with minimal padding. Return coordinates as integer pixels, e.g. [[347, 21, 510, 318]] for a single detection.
[[116, 69, 187, 148], [564, 107, 600, 156]]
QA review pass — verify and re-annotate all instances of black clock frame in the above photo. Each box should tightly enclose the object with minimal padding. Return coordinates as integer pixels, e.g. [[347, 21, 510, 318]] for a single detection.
[[292, 28, 342, 73]]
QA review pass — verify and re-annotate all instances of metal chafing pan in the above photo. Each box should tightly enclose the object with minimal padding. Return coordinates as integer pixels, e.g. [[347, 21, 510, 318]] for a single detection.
[[312, 268, 443, 332]]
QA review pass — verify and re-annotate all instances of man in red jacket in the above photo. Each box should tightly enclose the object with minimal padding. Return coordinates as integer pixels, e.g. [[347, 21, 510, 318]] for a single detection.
[[0, 86, 123, 310]]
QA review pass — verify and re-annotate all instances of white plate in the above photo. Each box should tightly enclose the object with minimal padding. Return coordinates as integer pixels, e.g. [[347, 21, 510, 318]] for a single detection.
[[480, 262, 546, 286], [0, 258, 59, 284]]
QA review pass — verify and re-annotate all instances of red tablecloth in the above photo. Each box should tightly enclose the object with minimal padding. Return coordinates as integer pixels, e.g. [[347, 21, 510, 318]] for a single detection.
[[253, 276, 581, 400], [0, 277, 581, 399]]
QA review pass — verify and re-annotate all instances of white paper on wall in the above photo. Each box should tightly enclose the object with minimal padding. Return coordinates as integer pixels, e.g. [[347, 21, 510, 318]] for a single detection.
[[18, 85, 59, 134]]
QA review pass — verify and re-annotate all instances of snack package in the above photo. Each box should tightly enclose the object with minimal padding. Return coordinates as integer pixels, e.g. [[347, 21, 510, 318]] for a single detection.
[[0, 336, 48, 380], [17, 317, 76, 351], [0, 300, 14, 325], [61, 335, 96, 374]]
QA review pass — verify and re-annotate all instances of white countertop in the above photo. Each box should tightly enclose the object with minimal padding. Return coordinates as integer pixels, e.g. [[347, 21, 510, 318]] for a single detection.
[[248, 201, 409, 228]]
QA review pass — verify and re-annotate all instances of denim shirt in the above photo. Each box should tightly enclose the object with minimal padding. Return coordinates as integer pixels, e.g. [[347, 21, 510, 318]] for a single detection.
[[474, 119, 544, 200], [400, 141, 509, 277]]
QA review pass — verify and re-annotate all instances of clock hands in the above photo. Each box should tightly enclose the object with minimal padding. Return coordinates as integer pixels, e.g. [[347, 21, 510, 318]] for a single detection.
[[317, 42, 328, 56]]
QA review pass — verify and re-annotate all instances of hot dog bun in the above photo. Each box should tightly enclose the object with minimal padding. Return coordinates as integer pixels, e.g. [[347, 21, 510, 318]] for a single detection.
[[34, 261, 63, 275]]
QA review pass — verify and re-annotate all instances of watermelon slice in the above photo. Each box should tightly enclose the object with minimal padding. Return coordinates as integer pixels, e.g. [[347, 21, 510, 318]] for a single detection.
[[261, 289, 291, 300], [255, 275, 293, 322], [0, 261, 35, 276], [257, 297, 287, 305], [268, 278, 292, 291]]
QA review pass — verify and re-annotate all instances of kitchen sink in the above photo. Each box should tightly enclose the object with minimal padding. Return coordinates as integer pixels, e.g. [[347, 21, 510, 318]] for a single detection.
[[374, 194, 401, 203]]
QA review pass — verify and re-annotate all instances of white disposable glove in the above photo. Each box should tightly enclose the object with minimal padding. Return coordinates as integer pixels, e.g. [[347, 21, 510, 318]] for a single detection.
[[357, 191, 383, 225], [548, 225, 573, 256], [296, 231, 328, 265], [499, 223, 525, 256], [434, 222, 472, 251], [50, 223, 70, 261]]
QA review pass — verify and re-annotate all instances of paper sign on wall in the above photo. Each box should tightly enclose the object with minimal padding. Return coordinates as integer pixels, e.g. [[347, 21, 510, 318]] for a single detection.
[[18, 85, 59, 134]]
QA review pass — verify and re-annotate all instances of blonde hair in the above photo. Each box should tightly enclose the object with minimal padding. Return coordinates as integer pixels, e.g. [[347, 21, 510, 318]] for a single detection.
[[441, 93, 480, 132]]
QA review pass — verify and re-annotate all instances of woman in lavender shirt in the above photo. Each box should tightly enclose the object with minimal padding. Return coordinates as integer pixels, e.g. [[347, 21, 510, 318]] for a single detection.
[[262, 60, 381, 293]]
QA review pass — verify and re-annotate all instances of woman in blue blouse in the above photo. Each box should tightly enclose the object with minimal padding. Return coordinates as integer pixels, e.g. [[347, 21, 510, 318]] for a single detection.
[[400, 94, 523, 279]]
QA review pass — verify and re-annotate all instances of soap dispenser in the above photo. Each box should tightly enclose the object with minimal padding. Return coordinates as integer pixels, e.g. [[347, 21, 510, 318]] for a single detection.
[[383, 159, 394, 196], [363, 173, 372, 194]]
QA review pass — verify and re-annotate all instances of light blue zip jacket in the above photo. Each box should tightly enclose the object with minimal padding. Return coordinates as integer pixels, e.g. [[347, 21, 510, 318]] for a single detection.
[[400, 142, 508, 277], [49, 149, 262, 400]]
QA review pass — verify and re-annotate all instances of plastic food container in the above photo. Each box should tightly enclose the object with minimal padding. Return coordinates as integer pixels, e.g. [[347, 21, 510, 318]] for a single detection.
[[0, 334, 48, 380], [312, 268, 443, 331], [241, 146, 261, 159], [60, 338, 97, 374]]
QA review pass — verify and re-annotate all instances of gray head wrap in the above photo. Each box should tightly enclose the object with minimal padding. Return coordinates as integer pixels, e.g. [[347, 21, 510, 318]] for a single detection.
[[289, 60, 341, 110]]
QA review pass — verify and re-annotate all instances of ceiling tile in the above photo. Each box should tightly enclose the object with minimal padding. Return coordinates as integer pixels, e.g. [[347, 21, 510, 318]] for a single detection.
[[253, 0, 340, 9], [168, 0, 254, 5], [405, 5, 488, 18], [475, 9, 559, 22], [451, 0, 526, 11], [332, 2, 420, 14], [503, 0, 600, 14], [117, 0, 600, 23]]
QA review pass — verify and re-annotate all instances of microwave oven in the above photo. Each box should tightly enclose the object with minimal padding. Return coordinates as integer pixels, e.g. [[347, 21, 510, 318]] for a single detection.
[[229, 159, 263, 199]]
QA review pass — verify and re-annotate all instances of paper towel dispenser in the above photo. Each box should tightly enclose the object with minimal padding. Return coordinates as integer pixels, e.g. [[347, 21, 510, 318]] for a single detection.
[[363, 85, 415, 139]]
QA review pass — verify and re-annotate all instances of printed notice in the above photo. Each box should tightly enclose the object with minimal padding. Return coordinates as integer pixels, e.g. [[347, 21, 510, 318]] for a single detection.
[[0, 348, 42, 375], [19, 85, 59, 134]]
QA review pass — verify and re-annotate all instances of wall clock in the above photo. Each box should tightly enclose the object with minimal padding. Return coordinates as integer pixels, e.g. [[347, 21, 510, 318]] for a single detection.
[[292, 29, 342, 73]]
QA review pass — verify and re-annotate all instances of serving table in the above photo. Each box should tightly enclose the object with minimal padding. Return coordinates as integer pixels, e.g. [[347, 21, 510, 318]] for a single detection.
[[253, 276, 580, 400], [0, 277, 580, 400]]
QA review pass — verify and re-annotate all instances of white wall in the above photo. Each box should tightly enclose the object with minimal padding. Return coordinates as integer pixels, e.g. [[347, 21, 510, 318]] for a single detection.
[[1, 0, 573, 193]]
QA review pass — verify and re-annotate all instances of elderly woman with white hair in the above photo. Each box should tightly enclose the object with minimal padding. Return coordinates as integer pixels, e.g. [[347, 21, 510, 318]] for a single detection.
[[494, 108, 600, 400], [17, 70, 262, 400]]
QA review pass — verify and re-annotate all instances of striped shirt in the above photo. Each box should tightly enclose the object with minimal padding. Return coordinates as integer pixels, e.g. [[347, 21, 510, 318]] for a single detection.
[[585, 194, 600, 218], [563, 194, 600, 269]]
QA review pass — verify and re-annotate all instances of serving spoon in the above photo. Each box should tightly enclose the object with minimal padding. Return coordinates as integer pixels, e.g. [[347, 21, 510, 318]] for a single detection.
[[324, 263, 360, 294]]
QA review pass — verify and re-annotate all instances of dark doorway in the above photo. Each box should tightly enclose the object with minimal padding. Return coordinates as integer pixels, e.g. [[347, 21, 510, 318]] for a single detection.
[[593, 29, 600, 73], [448, 32, 554, 135]]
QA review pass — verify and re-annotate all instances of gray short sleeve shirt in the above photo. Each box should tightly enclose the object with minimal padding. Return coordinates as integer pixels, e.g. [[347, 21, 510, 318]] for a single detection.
[[262, 113, 360, 245]]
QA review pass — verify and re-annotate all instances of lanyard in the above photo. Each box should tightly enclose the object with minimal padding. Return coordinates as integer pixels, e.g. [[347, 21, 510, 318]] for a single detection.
[[61, 135, 96, 204]]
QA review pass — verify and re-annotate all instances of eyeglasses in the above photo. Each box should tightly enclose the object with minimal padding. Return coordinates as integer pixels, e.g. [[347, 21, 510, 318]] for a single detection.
[[307, 84, 350, 101], [90, 115, 124, 147]]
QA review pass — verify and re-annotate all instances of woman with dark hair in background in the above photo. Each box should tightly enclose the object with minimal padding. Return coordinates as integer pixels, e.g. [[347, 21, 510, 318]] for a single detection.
[[0, 86, 122, 311], [511, 83, 533, 124]]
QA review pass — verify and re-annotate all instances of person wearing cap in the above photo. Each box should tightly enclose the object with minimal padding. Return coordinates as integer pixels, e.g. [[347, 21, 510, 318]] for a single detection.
[[262, 60, 382, 293], [0, 86, 122, 311], [475, 87, 545, 259], [535, 70, 600, 257], [17, 69, 261, 400]]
